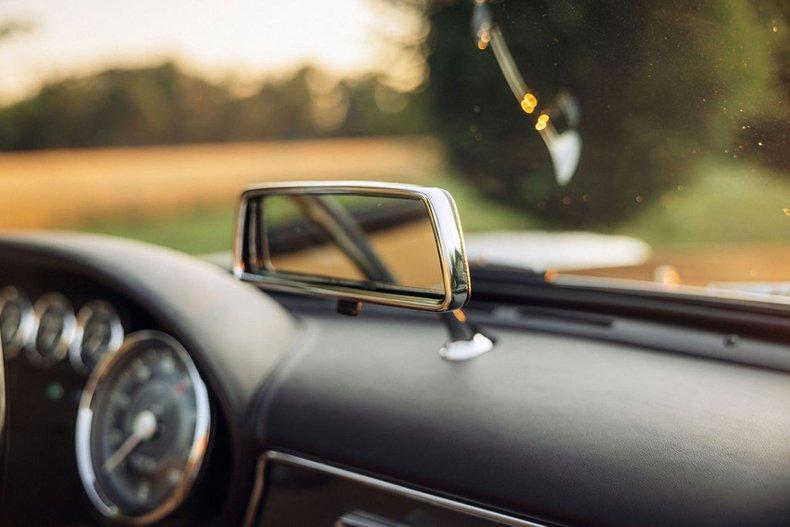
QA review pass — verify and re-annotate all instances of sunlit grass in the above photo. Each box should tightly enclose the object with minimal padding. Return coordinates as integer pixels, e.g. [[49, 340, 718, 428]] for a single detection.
[[620, 160, 790, 246], [79, 206, 237, 255], [75, 161, 788, 256], [75, 173, 539, 255]]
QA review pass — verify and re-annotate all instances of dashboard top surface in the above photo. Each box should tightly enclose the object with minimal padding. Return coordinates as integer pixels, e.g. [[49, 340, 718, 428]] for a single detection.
[[1, 232, 789, 527], [256, 305, 790, 527]]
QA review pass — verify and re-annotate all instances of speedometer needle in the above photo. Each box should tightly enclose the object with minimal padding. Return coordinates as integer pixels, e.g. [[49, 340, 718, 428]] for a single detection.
[[103, 410, 158, 473]]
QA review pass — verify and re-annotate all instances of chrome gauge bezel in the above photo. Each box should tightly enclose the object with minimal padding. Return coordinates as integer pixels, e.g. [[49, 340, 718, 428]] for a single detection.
[[26, 292, 77, 367], [0, 286, 36, 360], [69, 300, 125, 375], [75, 330, 211, 525]]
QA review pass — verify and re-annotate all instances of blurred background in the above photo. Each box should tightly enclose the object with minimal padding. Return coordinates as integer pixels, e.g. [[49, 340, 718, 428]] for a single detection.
[[0, 0, 787, 291]]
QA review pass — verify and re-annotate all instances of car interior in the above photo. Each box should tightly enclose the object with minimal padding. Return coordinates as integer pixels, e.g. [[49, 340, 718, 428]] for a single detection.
[[0, 1, 788, 526]]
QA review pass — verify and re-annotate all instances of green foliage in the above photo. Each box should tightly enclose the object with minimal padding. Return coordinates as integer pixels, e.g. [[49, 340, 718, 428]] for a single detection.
[[0, 63, 230, 148], [79, 205, 237, 255], [0, 63, 428, 150], [426, 0, 785, 227], [620, 160, 790, 245]]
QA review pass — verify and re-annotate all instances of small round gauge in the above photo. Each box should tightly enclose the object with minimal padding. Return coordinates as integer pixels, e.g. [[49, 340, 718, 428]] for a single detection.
[[70, 300, 124, 374], [0, 286, 35, 360], [76, 331, 211, 524], [27, 292, 77, 367]]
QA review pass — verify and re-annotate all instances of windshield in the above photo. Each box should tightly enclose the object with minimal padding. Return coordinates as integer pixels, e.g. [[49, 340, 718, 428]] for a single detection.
[[0, 1, 787, 299]]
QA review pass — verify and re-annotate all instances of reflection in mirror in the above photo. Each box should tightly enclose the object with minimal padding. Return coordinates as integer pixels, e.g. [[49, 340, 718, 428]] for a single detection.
[[258, 193, 445, 296]]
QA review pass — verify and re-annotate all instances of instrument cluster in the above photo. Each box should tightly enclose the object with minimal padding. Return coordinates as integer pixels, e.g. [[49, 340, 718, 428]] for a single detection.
[[1, 283, 214, 524], [0, 285, 124, 374]]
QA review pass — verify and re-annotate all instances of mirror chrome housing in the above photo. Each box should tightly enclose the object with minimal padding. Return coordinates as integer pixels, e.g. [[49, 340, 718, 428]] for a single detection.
[[233, 181, 471, 312]]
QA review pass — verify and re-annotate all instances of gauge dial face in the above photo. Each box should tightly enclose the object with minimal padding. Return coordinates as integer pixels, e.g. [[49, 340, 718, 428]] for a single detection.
[[27, 292, 76, 367], [76, 331, 211, 524], [70, 300, 124, 374], [0, 287, 34, 359]]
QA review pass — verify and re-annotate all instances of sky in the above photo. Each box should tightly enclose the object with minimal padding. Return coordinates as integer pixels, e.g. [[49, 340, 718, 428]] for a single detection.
[[0, 0, 420, 103]]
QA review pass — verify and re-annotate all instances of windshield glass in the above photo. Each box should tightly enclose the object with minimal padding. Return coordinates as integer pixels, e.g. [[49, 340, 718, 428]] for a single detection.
[[0, 1, 787, 299]]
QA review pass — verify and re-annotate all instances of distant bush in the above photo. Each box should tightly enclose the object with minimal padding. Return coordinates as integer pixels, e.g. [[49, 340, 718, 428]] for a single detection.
[[0, 62, 427, 151], [426, 1, 785, 227]]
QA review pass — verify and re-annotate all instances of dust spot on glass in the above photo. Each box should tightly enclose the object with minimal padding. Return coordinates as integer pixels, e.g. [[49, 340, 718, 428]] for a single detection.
[[660, 193, 677, 208]]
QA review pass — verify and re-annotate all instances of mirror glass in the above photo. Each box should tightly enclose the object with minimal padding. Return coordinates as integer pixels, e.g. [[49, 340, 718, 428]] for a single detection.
[[253, 192, 445, 295]]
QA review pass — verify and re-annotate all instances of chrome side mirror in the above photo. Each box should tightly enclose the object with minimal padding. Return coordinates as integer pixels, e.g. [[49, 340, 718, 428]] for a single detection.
[[233, 182, 471, 312]]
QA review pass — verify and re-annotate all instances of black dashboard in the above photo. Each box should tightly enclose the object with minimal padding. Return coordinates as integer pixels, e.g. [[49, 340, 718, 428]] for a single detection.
[[1, 232, 789, 526]]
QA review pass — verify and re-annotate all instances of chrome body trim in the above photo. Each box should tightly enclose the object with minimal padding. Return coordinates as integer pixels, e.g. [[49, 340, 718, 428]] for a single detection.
[[243, 451, 548, 527], [233, 181, 471, 312], [26, 292, 76, 368], [69, 299, 125, 375], [75, 330, 211, 525], [0, 286, 35, 360]]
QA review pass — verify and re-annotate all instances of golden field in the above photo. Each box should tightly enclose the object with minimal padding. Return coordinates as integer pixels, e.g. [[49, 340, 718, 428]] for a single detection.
[[0, 137, 441, 229]]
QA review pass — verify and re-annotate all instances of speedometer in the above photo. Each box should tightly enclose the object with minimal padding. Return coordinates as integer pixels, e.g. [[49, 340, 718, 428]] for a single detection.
[[76, 331, 211, 524]]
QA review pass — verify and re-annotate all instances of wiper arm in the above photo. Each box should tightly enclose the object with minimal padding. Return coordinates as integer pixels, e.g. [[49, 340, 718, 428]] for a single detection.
[[473, 2, 536, 113], [472, 0, 582, 185]]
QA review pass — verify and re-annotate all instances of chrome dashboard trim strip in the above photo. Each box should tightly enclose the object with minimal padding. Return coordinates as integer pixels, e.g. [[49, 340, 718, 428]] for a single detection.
[[243, 450, 548, 527]]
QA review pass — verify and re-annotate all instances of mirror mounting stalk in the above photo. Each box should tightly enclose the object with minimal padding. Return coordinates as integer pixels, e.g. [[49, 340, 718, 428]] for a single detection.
[[439, 310, 494, 361], [337, 299, 363, 317]]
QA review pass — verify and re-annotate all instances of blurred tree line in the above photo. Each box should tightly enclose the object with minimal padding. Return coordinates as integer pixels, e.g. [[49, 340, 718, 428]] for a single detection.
[[0, 62, 428, 150], [427, 0, 789, 226]]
